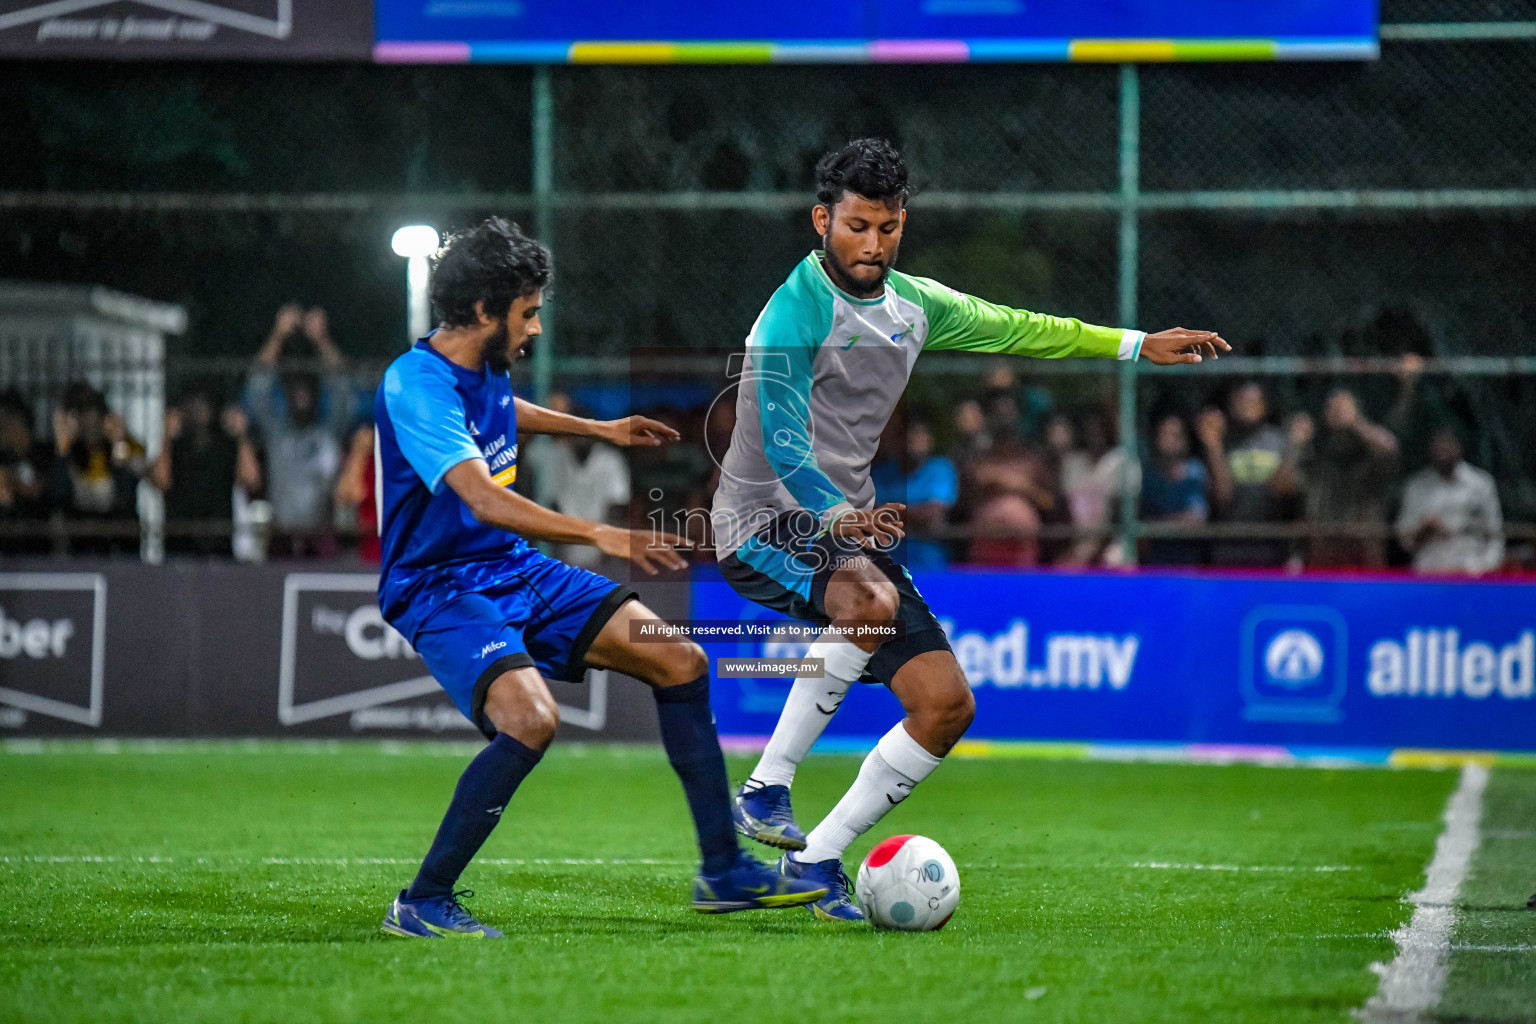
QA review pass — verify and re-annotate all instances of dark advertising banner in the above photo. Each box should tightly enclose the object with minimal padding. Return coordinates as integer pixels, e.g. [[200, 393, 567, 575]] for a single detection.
[[13, 563, 1531, 758], [0, 1, 372, 60], [694, 569, 1536, 758], [0, 563, 674, 741], [0, 573, 104, 729]]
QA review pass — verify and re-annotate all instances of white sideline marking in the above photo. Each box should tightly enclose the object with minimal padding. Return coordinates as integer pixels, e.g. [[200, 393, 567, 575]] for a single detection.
[[261, 857, 685, 867], [6, 855, 1363, 873], [1358, 762, 1488, 1024], [0, 855, 690, 867], [1131, 862, 1359, 872]]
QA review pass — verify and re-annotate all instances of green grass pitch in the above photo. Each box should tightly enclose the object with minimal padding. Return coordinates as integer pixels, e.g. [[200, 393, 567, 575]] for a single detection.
[[1, 742, 1532, 1023]]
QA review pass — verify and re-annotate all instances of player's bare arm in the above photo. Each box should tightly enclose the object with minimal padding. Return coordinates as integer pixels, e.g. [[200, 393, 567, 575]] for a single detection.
[[513, 396, 680, 447], [442, 458, 688, 574], [1140, 327, 1231, 365], [827, 503, 908, 546]]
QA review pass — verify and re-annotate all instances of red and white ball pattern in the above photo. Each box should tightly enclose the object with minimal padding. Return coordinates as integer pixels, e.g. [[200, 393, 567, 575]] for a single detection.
[[855, 834, 960, 931]]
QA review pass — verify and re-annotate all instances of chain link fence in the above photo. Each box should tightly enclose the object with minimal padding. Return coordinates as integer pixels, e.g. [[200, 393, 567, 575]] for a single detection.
[[0, 0, 1533, 561]]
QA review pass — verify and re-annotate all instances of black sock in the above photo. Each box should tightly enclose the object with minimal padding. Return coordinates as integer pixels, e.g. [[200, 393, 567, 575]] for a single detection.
[[654, 675, 739, 875], [405, 733, 542, 901]]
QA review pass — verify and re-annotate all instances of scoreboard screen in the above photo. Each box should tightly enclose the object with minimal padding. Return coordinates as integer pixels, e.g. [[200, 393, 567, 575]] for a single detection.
[[375, 0, 1379, 64]]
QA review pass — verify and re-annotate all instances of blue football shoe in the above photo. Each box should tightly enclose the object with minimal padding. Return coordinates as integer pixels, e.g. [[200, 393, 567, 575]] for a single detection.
[[693, 851, 827, 913], [779, 854, 866, 923], [732, 781, 808, 851], [380, 889, 504, 939]]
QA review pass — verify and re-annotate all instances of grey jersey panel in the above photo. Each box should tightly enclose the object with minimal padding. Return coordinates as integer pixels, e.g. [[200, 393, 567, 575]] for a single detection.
[[711, 253, 926, 556]]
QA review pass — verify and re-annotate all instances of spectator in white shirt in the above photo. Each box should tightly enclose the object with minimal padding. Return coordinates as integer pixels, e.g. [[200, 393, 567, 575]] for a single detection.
[[523, 398, 631, 569], [1396, 428, 1503, 576]]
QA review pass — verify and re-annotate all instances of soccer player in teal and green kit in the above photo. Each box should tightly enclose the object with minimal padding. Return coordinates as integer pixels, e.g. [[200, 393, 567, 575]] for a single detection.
[[715, 139, 1229, 921], [374, 218, 824, 938]]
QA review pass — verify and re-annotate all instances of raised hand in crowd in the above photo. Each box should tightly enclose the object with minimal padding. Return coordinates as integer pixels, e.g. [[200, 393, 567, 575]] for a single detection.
[[51, 407, 78, 455], [103, 411, 139, 467], [1387, 352, 1426, 434], [257, 303, 306, 365], [1194, 407, 1225, 453], [302, 307, 345, 369], [222, 406, 250, 440], [1287, 411, 1315, 450], [1194, 407, 1233, 510], [1324, 389, 1400, 459], [149, 408, 181, 492]]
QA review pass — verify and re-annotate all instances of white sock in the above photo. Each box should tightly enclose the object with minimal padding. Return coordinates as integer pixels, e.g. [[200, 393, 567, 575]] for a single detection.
[[797, 721, 942, 864], [746, 632, 871, 790]]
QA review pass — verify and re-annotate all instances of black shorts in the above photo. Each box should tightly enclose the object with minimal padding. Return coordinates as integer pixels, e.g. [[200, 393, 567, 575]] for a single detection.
[[717, 509, 952, 687]]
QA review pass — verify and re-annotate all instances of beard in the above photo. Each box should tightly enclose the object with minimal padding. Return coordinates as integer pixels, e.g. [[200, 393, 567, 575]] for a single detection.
[[821, 239, 898, 298], [481, 320, 513, 374]]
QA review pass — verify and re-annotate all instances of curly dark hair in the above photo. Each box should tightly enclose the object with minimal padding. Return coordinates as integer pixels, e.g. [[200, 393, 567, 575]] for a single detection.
[[815, 138, 911, 210], [430, 217, 551, 329]]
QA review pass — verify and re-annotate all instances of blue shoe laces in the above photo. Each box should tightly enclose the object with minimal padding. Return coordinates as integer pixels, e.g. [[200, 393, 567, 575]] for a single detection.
[[822, 864, 855, 905], [797, 858, 854, 905], [438, 889, 482, 929]]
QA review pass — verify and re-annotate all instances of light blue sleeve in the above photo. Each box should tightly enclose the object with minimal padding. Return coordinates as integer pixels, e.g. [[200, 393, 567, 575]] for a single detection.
[[382, 357, 483, 494], [750, 279, 848, 519]]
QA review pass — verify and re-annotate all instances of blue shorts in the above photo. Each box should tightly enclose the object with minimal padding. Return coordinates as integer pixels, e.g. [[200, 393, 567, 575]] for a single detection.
[[406, 552, 637, 739]]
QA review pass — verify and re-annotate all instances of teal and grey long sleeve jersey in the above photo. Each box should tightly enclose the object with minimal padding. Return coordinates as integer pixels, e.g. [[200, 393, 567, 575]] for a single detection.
[[709, 250, 1145, 557]]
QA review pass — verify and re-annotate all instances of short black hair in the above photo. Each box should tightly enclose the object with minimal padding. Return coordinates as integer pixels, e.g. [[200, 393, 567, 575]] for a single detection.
[[0, 387, 29, 420], [430, 216, 551, 329], [175, 380, 223, 407], [815, 138, 911, 210], [61, 381, 107, 415]]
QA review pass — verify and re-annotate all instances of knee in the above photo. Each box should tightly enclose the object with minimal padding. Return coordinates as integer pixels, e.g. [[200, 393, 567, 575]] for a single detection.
[[912, 684, 975, 747], [519, 697, 560, 749], [951, 686, 977, 734], [848, 579, 899, 624], [651, 641, 709, 690], [483, 687, 560, 750]]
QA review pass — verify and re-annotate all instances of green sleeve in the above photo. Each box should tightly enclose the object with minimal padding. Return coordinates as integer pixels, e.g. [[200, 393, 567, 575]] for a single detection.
[[893, 273, 1126, 359]]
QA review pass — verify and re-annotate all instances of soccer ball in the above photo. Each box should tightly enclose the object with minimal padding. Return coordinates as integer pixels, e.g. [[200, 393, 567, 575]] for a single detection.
[[855, 834, 960, 931]]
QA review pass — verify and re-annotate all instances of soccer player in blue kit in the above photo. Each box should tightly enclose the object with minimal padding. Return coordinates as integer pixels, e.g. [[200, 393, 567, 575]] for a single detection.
[[375, 218, 825, 938]]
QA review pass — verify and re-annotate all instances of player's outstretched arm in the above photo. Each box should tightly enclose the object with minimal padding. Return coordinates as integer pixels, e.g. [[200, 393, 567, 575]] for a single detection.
[[513, 397, 679, 447], [1139, 328, 1231, 365], [443, 459, 688, 574], [903, 274, 1230, 364]]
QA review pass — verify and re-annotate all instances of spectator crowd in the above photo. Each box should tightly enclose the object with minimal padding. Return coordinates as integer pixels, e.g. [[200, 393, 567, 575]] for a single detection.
[[0, 305, 377, 562], [860, 357, 1511, 577], [0, 314, 1517, 577]]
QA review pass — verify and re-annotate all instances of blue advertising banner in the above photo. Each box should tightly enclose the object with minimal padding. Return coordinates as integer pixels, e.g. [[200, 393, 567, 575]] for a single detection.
[[692, 569, 1536, 754], [374, 0, 1377, 64]]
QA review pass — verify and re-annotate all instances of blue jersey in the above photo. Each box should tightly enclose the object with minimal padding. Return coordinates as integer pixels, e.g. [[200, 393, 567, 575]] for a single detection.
[[374, 339, 532, 635]]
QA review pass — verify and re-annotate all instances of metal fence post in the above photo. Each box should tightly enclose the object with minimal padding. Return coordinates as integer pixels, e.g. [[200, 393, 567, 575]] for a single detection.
[[1117, 62, 1140, 563], [532, 66, 555, 404]]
